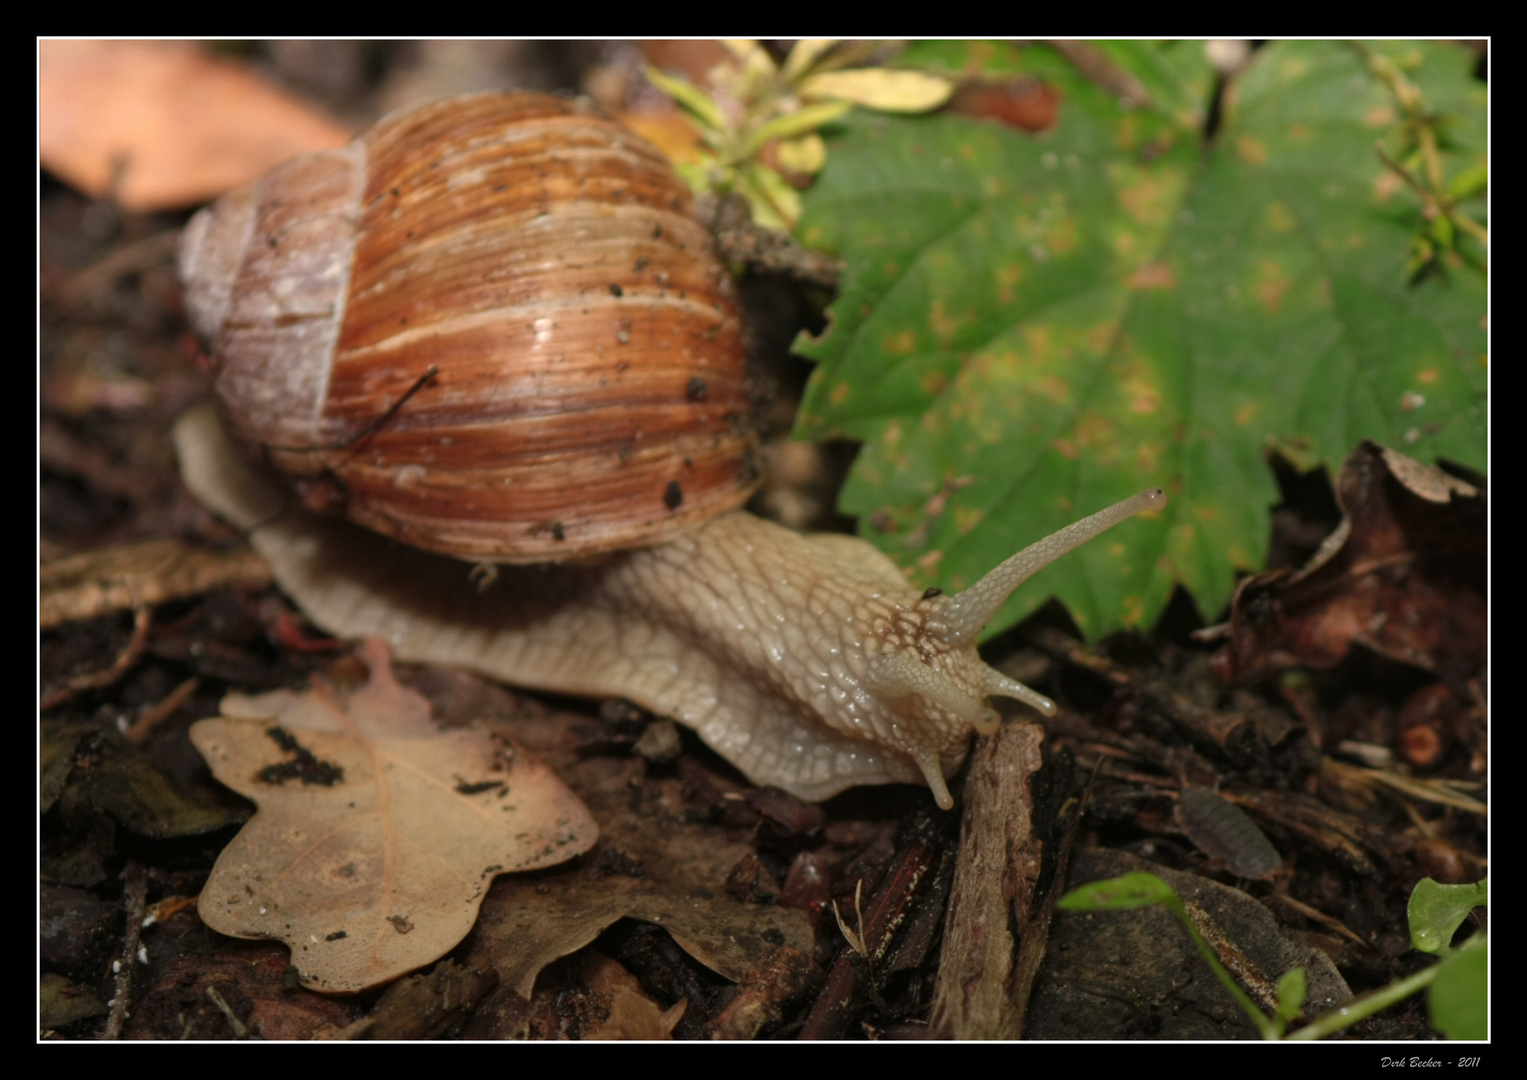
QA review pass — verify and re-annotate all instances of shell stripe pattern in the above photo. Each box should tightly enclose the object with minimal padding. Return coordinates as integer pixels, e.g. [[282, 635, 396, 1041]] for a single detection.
[[205, 93, 757, 563]]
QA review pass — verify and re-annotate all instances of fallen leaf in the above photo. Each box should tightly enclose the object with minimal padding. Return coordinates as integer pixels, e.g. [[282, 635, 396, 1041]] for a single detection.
[[567, 952, 683, 1040], [461, 723, 813, 1003], [40, 40, 349, 210], [1212, 441, 1485, 683], [189, 639, 597, 992], [44, 722, 248, 838], [1026, 849, 1351, 1039]]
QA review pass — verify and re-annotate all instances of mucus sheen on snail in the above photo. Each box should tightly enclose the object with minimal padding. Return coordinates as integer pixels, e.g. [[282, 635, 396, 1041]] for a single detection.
[[174, 92, 1166, 810]]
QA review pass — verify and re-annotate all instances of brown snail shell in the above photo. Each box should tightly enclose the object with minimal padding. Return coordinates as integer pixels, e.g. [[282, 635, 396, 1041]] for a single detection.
[[179, 91, 759, 564]]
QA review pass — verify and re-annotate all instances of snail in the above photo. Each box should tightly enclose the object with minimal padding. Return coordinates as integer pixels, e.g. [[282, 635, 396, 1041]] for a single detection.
[[173, 91, 1166, 811]]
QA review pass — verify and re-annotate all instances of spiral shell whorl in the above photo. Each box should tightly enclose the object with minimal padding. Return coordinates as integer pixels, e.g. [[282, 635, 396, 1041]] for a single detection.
[[179, 92, 759, 564]]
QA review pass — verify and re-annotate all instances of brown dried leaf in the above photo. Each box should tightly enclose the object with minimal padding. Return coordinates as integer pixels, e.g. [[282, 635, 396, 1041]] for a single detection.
[[40, 40, 349, 210], [189, 639, 597, 993], [465, 739, 814, 1002], [1026, 849, 1350, 1039], [1214, 441, 1485, 682]]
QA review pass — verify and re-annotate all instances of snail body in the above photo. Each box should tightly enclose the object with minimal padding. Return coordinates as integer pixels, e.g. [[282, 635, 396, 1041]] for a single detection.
[[176, 92, 1165, 810]]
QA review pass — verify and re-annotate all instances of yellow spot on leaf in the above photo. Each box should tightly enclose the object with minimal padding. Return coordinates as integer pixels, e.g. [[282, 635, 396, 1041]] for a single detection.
[[1046, 215, 1079, 255], [916, 549, 943, 573], [1363, 105, 1398, 127], [928, 298, 968, 345], [1051, 437, 1078, 460], [1288, 123, 1309, 139], [1416, 368, 1441, 385], [1235, 402, 1259, 426], [1265, 202, 1294, 233], [1127, 263, 1176, 290], [830, 383, 851, 406], [883, 329, 917, 356], [1034, 374, 1070, 405], [1022, 324, 1055, 365], [1121, 596, 1145, 626], [1116, 112, 1141, 151], [954, 506, 984, 535], [920, 370, 949, 396], [1114, 169, 1174, 226], [1073, 411, 1116, 449], [884, 420, 903, 444], [1255, 260, 1292, 314], [1237, 135, 1267, 165], [1372, 171, 1403, 202], [996, 263, 1023, 305], [1128, 388, 1160, 416], [1087, 321, 1118, 353]]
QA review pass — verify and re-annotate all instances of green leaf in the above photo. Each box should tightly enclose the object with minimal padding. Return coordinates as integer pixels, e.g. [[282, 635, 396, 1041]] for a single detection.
[[1409, 877, 1487, 954], [1057, 871, 1180, 910], [1086, 40, 1217, 127], [643, 65, 725, 132], [739, 100, 854, 162], [793, 40, 1486, 638], [1448, 164, 1488, 202], [1429, 935, 1487, 1040], [897, 40, 1033, 78], [1276, 967, 1307, 1024], [781, 38, 839, 83]]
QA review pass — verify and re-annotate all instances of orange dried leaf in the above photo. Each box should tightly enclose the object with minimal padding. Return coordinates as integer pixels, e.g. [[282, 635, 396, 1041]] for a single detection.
[[189, 639, 597, 993], [40, 40, 349, 210]]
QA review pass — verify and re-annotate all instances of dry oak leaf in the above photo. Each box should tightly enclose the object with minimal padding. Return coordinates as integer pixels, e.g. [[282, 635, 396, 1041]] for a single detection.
[[189, 639, 597, 993]]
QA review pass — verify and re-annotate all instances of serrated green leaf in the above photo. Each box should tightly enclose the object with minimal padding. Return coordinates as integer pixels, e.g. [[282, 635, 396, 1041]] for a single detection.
[[1085, 40, 1217, 128], [897, 40, 1030, 78], [793, 40, 1486, 639]]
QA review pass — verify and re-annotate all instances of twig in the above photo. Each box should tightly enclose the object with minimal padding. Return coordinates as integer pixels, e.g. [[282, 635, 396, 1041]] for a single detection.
[[41, 602, 151, 711], [123, 676, 199, 744], [41, 538, 271, 630], [102, 864, 148, 1039]]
